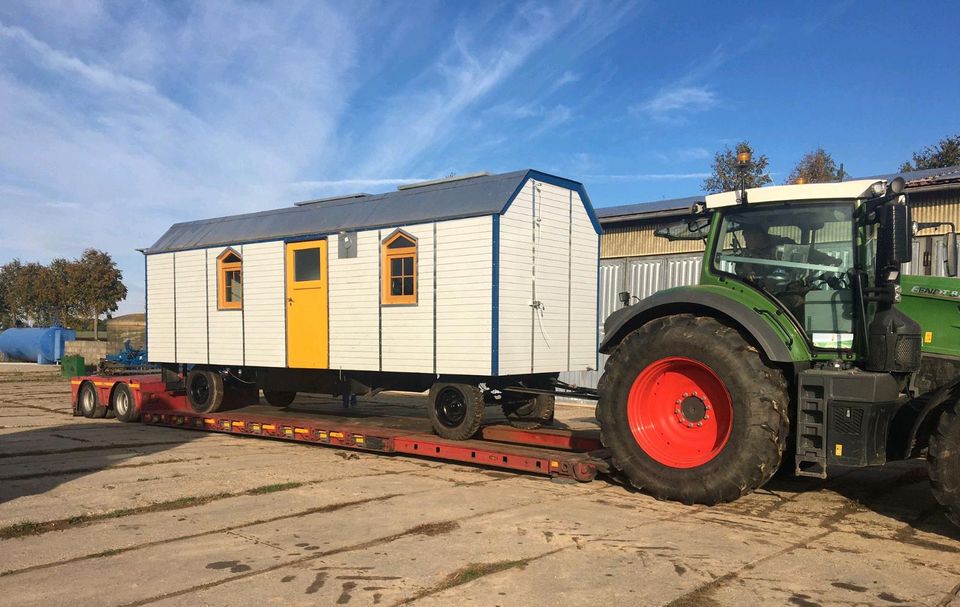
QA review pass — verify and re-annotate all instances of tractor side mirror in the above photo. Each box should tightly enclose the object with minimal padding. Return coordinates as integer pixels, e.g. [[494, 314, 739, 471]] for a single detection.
[[878, 203, 912, 271], [618, 291, 631, 307], [947, 231, 958, 277]]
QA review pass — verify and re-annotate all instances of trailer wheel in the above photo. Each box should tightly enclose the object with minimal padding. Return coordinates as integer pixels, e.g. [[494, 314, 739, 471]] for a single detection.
[[428, 383, 485, 440], [112, 383, 140, 423], [78, 381, 107, 418], [264, 390, 296, 407], [597, 314, 789, 505], [929, 401, 960, 527], [186, 369, 224, 414], [502, 394, 555, 429]]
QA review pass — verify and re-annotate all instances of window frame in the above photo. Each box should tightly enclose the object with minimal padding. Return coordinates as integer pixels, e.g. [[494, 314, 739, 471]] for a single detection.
[[381, 230, 418, 305], [217, 248, 243, 310]]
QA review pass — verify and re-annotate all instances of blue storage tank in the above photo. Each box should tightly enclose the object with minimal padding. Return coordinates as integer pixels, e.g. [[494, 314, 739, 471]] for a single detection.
[[0, 327, 76, 364]]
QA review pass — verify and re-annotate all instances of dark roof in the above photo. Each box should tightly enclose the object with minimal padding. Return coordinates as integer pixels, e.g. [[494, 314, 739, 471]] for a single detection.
[[849, 165, 960, 187], [597, 195, 703, 225], [146, 169, 599, 254]]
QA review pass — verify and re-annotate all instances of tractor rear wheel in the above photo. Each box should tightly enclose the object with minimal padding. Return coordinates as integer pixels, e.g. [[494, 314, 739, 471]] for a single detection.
[[929, 401, 960, 527], [597, 314, 789, 505], [186, 369, 224, 414]]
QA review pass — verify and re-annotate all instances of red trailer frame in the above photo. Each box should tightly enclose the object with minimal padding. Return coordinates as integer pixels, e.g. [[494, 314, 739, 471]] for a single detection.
[[70, 375, 610, 482]]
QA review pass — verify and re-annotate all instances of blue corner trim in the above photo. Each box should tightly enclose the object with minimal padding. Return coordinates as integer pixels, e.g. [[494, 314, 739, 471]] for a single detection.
[[491, 214, 500, 376], [595, 237, 601, 370], [143, 252, 149, 361], [500, 169, 603, 235]]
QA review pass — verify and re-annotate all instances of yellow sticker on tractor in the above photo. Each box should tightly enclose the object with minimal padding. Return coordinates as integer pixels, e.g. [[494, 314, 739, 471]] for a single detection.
[[834, 444, 843, 456], [924, 331, 933, 344]]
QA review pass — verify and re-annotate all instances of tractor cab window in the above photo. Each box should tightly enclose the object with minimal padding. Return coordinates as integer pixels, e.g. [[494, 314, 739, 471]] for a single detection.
[[713, 202, 855, 349]]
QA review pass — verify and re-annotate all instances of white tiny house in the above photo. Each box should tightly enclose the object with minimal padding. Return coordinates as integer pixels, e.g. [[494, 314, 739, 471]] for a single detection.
[[144, 170, 601, 438]]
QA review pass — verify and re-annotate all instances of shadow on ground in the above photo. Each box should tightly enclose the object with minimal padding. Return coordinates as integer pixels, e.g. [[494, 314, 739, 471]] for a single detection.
[[0, 422, 205, 504]]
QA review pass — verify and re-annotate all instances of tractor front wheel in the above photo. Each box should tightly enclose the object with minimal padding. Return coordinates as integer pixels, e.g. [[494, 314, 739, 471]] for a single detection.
[[929, 401, 960, 527], [597, 314, 789, 505]]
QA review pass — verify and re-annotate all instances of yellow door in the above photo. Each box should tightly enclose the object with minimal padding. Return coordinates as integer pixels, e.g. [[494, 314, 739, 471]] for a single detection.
[[285, 240, 329, 368]]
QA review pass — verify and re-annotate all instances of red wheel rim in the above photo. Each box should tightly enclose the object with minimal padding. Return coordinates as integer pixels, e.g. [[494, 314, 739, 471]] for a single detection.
[[627, 357, 733, 468]]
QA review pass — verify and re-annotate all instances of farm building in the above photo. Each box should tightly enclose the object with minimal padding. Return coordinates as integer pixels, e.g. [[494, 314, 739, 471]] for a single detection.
[[143, 170, 601, 383]]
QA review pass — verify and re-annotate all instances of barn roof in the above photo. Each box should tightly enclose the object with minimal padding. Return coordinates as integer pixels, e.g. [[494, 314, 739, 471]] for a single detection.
[[145, 169, 600, 254]]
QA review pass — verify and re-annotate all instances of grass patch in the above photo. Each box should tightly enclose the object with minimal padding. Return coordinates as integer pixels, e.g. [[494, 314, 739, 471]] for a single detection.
[[247, 482, 303, 495], [395, 549, 562, 606], [0, 480, 308, 540]]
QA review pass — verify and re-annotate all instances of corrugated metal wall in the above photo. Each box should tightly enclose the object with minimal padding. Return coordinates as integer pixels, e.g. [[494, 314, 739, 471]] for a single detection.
[[560, 252, 702, 389]]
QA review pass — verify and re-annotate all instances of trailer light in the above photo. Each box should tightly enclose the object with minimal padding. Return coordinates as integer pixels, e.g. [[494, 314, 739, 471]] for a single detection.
[[550, 460, 559, 469], [283, 426, 294, 437], [221, 420, 232, 430], [330, 431, 344, 439], [318, 431, 329, 441], [232, 421, 245, 429], [262, 424, 275, 431], [250, 423, 261, 433], [204, 418, 216, 425], [355, 436, 365, 445], [294, 427, 310, 435]]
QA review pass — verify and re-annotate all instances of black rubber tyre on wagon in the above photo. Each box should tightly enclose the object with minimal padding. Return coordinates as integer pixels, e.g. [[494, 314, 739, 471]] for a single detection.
[[427, 383, 485, 440], [77, 381, 107, 418], [264, 390, 297, 407], [929, 400, 960, 527], [501, 393, 555, 430], [597, 314, 789, 505], [112, 382, 140, 423], [186, 369, 225, 414]]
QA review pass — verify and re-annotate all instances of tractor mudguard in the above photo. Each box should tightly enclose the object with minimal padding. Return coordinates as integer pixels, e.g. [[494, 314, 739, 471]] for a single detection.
[[599, 286, 795, 363]]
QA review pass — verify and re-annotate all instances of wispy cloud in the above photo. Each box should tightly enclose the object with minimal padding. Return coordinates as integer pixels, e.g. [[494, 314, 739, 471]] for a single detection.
[[583, 172, 711, 182], [631, 85, 718, 122]]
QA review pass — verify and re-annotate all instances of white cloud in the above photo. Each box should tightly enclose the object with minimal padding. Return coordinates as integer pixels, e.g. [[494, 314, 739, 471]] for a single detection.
[[582, 172, 710, 182], [631, 86, 718, 122]]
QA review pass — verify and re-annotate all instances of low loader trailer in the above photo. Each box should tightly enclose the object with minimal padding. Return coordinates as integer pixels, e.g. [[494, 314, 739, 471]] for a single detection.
[[70, 374, 609, 483]]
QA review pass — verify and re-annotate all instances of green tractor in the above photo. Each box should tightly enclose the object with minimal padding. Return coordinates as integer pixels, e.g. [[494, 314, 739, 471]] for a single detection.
[[597, 175, 960, 526]]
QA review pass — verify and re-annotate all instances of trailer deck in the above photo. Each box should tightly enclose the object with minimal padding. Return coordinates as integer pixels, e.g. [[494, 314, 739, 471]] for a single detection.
[[70, 374, 610, 482]]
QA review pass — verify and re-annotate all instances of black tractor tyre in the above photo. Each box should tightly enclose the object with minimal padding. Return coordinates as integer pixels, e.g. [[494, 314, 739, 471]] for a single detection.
[[502, 394, 555, 429], [186, 369, 225, 414], [263, 390, 297, 407], [928, 401, 960, 527], [427, 383, 485, 440], [597, 314, 789, 505], [112, 382, 140, 423], [78, 381, 107, 418]]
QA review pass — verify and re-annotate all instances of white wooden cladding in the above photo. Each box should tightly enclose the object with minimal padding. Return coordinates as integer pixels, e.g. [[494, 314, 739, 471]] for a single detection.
[[146, 179, 598, 377], [498, 181, 599, 375]]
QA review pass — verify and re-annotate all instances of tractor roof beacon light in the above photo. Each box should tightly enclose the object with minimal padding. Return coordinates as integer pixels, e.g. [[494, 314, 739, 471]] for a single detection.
[[736, 149, 751, 205]]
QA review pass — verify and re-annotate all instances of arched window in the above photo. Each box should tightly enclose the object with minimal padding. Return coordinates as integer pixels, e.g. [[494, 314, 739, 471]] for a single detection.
[[381, 230, 417, 305], [217, 248, 242, 310]]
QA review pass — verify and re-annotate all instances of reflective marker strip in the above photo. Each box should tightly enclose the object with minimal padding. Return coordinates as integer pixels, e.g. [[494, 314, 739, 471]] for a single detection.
[[330, 431, 344, 439]]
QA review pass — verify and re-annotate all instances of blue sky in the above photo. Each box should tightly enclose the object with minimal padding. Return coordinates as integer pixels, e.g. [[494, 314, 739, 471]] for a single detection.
[[1, 0, 958, 314]]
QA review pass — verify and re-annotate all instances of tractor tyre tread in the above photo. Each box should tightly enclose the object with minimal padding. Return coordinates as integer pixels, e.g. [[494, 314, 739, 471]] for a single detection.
[[597, 313, 789, 505], [929, 400, 960, 527]]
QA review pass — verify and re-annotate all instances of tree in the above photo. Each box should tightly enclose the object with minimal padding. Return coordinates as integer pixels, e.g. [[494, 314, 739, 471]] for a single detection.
[[785, 147, 840, 184], [71, 249, 127, 340], [702, 141, 772, 194], [0, 260, 26, 328], [900, 134, 960, 172]]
